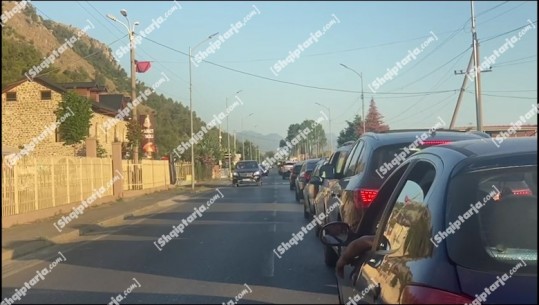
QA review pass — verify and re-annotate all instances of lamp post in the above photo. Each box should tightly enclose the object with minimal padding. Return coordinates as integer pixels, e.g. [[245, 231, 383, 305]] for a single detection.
[[226, 90, 242, 175], [251, 124, 258, 160], [340, 63, 365, 134], [107, 10, 140, 163], [315, 102, 332, 152], [189, 32, 218, 190], [241, 113, 254, 159]]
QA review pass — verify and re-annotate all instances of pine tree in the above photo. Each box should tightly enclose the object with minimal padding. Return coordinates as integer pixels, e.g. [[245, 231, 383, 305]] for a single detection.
[[359, 98, 390, 134]]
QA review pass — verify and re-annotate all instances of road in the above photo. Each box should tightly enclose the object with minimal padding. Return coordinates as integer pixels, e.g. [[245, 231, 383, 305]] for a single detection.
[[1, 170, 338, 304]]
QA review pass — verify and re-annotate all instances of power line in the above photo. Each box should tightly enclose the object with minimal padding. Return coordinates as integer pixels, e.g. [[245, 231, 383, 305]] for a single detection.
[[482, 20, 538, 43], [465, 90, 537, 100], [476, 1, 509, 17], [144, 36, 458, 96], [478, 1, 530, 26], [220, 27, 469, 63]]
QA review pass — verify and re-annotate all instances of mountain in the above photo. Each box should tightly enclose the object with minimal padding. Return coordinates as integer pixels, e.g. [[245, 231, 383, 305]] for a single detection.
[[236, 131, 285, 152]]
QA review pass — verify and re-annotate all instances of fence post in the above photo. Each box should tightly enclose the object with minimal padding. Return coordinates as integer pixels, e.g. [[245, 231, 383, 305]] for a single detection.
[[51, 157, 56, 207], [90, 157, 94, 192], [79, 158, 83, 201], [66, 158, 70, 204], [14, 161, 19, 215], [111, 142, 123, 199], [34, 158, 39, 211]]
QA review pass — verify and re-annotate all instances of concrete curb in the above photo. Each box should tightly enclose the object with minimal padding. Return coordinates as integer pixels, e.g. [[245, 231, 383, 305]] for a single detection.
[[2, 191, 199, 262]]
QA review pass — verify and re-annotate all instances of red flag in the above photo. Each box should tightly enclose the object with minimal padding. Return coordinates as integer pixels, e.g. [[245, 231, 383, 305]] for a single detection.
[[135, 60, 151, 73]]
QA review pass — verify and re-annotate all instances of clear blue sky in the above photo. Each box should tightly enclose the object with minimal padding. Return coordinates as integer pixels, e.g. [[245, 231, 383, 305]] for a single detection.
[[33, 1, 537, 138]]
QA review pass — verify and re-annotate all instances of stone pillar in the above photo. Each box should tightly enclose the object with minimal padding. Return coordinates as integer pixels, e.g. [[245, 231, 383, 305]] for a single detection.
[[85, 137, 97, 157], [111, 142, 123, 199]]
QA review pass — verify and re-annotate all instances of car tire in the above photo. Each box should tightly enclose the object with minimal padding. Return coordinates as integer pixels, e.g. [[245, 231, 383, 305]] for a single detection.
[[235, 183, 239, 187], [304, 206, 310, 219], [324, 245, 338, 267], [295, 189, 300, 202]]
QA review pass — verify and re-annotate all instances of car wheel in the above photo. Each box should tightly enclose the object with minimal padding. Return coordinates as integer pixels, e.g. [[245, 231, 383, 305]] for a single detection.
[[235, 183, 239, 187], [295, 189, 300, 202], [324, 245, 338, 267], [303, 198, 310, 219]]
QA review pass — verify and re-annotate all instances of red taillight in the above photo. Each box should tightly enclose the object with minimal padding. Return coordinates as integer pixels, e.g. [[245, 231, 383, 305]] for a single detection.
[[353, 189, 378, 209], [512, 189, 532, 196], [400, 285, 473, 304], [422, 140, 452, 146]]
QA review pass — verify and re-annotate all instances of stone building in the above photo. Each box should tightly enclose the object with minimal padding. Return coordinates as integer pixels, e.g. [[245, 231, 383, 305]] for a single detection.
[[1, 77, 130, 158]]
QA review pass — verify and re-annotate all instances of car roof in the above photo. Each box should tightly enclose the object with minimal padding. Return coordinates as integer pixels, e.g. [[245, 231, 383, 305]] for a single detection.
[[361, 130, 488, 147], [424, 137, 537, 158], [336, 143, 354, 152], [238, 160, 258, 163]]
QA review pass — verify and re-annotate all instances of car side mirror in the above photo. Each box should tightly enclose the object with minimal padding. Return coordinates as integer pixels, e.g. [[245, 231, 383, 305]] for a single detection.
[[320, 164, 335, 180], [310, 176, 323, 185], [319, 222, 352, 246]]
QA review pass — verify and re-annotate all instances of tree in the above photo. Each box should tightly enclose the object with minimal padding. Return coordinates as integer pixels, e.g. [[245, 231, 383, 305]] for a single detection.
[[337, 114, 363, 146], [361, 98, 390, 134], [55, 91, 93, 145]]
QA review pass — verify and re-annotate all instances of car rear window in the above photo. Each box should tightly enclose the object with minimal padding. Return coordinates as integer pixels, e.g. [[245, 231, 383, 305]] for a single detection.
[[293, 164, 302, 173], [306, 161, 319, 171], [445, 163, 537, 274], [285, 162, 295, 166]]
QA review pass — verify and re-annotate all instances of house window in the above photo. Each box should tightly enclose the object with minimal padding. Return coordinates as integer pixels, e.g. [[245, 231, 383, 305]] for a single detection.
[[41, 90, 52, 100], [6, 92, 17, 102]]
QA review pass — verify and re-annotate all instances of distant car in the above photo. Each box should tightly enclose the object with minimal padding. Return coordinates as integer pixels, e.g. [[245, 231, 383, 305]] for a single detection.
[[303, 158, 327, 220], [295, 158, 322, 202], [280, 160, 296, 179], [311, 142, 355, 242], [320, 137, 537, 304], [289, 162, 304, 190], [319, 129, 490, 266], [232, 160, 262, 187]]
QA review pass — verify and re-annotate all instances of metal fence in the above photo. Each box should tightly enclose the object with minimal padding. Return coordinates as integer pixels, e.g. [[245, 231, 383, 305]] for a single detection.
[[2, 157, 113, 217], [122, 159, 170, 190]]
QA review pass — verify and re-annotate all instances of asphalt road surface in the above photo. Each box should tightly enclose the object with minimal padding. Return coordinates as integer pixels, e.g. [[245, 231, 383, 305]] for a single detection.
[[2, 170, 338, 304]]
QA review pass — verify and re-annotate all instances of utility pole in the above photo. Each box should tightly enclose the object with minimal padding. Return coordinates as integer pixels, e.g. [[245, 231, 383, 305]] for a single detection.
[[452, 1, 491, 131], [471, 0, 483, 132]]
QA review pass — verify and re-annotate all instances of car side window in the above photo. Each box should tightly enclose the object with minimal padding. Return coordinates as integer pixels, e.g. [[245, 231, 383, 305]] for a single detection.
[[344, 140, 364, 177], [377, 161, 436, 259]]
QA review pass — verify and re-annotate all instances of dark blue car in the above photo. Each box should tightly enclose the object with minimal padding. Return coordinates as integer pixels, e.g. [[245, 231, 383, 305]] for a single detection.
[[321, 137, 537, 304]]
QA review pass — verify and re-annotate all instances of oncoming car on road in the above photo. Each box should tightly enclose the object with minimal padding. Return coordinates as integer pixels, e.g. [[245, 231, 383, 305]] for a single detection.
[[232, 160, 262, 187]]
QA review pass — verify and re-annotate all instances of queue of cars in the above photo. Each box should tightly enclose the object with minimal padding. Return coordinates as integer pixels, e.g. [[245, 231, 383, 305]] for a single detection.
[[289, 129, 537, 304]]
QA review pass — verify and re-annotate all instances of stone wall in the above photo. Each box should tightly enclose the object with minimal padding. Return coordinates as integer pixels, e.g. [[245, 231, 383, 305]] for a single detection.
[[2, 80, 127, 158]]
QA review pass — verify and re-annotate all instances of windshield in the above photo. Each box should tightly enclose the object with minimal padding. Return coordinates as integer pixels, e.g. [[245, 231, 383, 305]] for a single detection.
[[446, 163, 537, 274], [236, 161, 259, 169]]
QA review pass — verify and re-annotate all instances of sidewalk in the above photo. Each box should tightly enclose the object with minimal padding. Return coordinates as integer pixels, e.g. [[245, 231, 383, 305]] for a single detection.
[[2, 179, 231, 262]]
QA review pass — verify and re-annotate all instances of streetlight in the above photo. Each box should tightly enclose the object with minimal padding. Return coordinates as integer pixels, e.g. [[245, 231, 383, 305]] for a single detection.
[[340, 63, 365, 134], [107, 10, 140, 185], [315, 102, 333, 153], [251, 124, 258, 160], [226, 90, 242, 176], [189, 32, 219, 190], [241, 113, 254, 159]]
